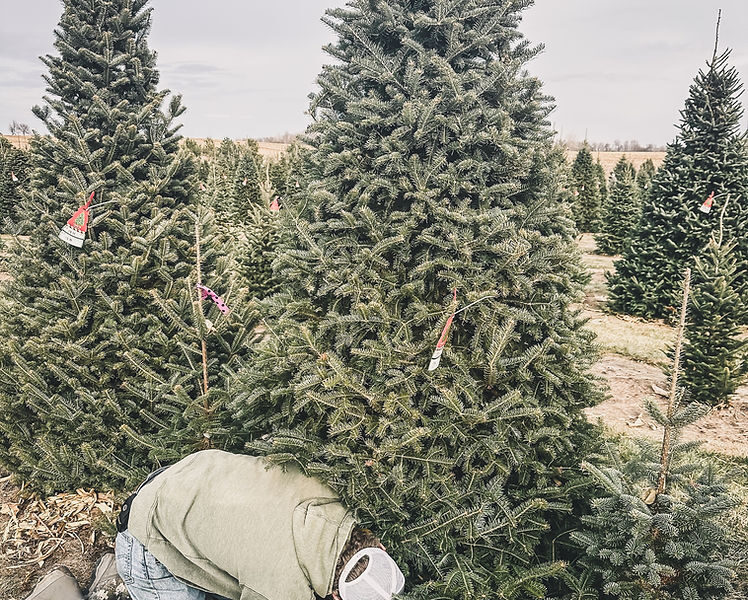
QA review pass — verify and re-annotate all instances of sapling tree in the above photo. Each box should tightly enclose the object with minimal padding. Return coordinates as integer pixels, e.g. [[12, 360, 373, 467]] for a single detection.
[[573, 270, 737, 600]]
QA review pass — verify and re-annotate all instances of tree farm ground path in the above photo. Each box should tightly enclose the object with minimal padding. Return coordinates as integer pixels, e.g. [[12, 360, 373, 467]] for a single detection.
[[579, 233, 748, 457], [0, 230, 745, 599]]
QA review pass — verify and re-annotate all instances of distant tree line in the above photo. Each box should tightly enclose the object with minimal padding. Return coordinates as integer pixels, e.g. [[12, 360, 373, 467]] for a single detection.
[[561, 138, 666, 152]]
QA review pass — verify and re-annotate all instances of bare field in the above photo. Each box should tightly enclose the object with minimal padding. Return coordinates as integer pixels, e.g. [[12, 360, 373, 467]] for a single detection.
[[0, 134, 289, 161], [565, 150, 666, 175], [2, 135, 665, 171]]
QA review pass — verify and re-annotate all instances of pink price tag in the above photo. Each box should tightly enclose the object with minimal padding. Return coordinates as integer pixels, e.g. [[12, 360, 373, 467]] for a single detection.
[[197, 285, 231, 315]]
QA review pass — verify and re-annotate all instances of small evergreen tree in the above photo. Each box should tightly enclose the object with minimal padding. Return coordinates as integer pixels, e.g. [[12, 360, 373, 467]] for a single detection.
[[570, 145, 603, 232], [608, 45, 748, 321], [636, 158, 656, 200], [231, 1, 604, 598], [234, 164, 282, 300], [230, 140, 263, 225], [681, 220, 747, 406], [0, 137, 29, 229], [269, 142, 308, 201], [595, 159, 608, 221], [596, 156, 640, 255], [236, 202, 281, 300], [572, 270, 737, 600], [110, 203, 258, 485]]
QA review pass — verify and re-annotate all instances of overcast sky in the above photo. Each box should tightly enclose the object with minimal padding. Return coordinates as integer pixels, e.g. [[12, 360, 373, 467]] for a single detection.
[[2, 1, 747, 145]]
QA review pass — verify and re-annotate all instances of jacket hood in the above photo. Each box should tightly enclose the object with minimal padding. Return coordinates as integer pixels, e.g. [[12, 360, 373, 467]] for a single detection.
[[293, 498, 357, 597]]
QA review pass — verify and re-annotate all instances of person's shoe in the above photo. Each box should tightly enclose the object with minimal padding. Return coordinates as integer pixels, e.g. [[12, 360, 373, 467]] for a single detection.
[[24, 566, 83, 600], [86, 553, 126, 599]]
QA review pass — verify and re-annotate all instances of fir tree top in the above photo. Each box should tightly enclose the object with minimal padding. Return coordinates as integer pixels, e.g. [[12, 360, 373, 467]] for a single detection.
[[30, 0, 186, 217], [310, 0, 554, 211], [608, 40, 748, 320]]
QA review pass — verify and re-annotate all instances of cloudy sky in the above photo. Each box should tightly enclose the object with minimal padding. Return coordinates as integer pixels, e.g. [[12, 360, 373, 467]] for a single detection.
[[2, 1, 747, 145]]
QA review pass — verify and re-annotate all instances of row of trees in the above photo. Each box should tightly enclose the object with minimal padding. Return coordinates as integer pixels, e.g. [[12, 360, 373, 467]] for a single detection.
[[567, 146, 656, 240], [0, 1, 741, 599], [562, 138, 666, 153]]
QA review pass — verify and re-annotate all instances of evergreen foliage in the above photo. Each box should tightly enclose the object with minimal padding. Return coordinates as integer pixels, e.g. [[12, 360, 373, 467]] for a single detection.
[[570, 145, 603, 232], [608, 49, 748, 321], [574, 459, 736, 600], [596, 156, 640, 256], [636, 158, 656, 199], [573, 270, 737, 600], [236, 201, 281, 300], [231, 1, 603, 597], [269, 142, 308, 202], [0, 137, 29, 229], [112, 204, 258, 483], [595, 159, 608, 220], [230, 139, 263, 224], [0, 0, 230, 492], [682, 236, 747, 407]]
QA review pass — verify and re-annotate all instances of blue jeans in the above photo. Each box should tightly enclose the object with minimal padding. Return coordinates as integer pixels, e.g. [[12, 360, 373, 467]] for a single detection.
[[115, 531, 230, 600]]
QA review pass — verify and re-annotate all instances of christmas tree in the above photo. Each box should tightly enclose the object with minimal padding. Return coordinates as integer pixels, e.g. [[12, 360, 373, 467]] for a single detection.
[[636, 158, 656, 200], [234, 160, 282, 300], [231, 1, 603, 597], [570, 145, 603, 233], [230, 139, 263, 225], [595, 159, 608, 224], [108, 202, 259, 484], [595, 156, 640, 256], [269, 142, 308, 201], [681, 208, 747, 407], [573, 270, 737, 599], [608, 42, 748, 321], [0, 0, 208, 492], [0, 136, 29, 230]]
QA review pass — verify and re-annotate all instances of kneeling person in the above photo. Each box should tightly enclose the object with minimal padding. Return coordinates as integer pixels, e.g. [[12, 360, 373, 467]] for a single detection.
[[115, 449, 405, 600]]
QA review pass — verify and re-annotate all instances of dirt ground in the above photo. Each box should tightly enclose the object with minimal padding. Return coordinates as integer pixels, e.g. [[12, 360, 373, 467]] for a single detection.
[[589, 354, 748, 456]]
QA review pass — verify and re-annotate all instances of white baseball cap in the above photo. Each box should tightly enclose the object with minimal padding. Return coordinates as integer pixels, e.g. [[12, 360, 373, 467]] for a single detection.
[[338, 547, 405, 600]]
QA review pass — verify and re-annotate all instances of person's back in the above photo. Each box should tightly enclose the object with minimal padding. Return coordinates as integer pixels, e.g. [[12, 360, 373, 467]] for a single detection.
[[116, 449, 405, 600]]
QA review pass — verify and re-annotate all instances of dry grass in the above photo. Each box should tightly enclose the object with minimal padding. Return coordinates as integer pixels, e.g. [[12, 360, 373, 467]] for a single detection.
[[0, 134, 290, 161], [565, 150, 666, 175], [585, 310, 673, 365], [577, 233, 674, 365]]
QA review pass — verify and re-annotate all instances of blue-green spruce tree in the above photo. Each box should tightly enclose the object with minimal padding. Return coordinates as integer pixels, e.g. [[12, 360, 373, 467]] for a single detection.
[[596, 156, 640, 255], [570, 145, 603, 233]]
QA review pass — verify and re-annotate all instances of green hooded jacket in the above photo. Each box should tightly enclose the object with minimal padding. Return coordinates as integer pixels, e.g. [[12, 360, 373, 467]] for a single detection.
[[128, 450, 357, 600]]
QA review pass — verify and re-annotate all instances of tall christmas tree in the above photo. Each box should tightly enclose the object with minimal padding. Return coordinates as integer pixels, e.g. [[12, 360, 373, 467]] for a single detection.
[[570, 145, 603, 233], [608, 40, 748, 321], [596, 156, 640, 255], [232, 1, 603, 598], [0, 0, 207, 492]]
